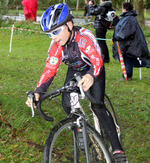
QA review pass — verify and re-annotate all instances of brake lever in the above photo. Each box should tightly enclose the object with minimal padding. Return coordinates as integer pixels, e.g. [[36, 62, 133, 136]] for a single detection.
[[26, 91, 35, 117], [74, 73, 85, 99]]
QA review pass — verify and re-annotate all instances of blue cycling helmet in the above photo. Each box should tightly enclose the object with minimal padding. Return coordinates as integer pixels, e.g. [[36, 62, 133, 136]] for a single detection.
[[41, 3, 74, 32]]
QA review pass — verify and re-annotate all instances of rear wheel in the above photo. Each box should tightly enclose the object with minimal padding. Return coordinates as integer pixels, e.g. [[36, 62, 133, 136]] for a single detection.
[[104, 94, 121, 142], [43, 117, 112, 163], [88, 94, 121, 161]]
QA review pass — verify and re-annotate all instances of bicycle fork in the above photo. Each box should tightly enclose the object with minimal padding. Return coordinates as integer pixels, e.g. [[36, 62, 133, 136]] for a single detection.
[[70, 92, 91, 163], [74, 117, 91, 163], [81, 118, 91, 163]]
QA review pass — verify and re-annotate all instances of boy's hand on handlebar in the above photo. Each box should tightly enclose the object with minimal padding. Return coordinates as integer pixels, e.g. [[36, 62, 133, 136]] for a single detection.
[[25, 93, 40, 108], [77, 74, 94, 92]]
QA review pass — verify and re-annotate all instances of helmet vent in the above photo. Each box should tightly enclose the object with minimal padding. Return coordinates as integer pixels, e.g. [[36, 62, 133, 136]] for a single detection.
[[52, 9, 61, 27], [44, 19, 47, 26]]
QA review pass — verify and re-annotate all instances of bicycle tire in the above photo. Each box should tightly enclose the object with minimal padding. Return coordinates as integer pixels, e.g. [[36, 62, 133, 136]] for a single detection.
[[104, 94, 118, 125], [43, 117, 112, 163], [104, 94, 121, 142]]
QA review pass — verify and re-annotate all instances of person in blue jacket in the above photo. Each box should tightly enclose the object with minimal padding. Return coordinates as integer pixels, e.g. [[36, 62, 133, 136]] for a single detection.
[[112, 2, 150, 81]]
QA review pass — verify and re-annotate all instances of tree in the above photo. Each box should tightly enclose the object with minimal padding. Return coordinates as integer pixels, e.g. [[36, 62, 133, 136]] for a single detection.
[[111, 0, 117, 9], [76, 0, 79, 11], [6, 0, 9, 6], [0, 0, 9, 26], [133, 0, 144, 24]]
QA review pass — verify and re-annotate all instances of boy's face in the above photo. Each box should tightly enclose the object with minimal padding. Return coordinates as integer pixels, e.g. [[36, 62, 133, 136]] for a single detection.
[[49, 21, 73, 46]]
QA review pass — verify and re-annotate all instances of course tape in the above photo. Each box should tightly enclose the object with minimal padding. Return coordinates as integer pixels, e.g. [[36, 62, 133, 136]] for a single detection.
[[0, 26, 44, 34], [96, 38, 112, 41], [0, 26, 112, 41]]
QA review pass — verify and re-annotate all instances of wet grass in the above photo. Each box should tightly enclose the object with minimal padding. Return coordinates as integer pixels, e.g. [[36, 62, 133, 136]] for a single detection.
[[0, 20, 150, 162]]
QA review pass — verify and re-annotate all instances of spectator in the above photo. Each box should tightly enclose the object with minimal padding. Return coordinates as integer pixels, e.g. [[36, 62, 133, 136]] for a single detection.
[[112, 10, 120, 26], [112, 15, 119, 26], [21, 0, 37, 22], [84, 0, 90, 17], [89, 0, 113, 63], [112, 2, 150, 81]]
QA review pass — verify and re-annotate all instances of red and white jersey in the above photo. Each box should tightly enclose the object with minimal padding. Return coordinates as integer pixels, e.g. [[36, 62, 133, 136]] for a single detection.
[[35, 26, 103, 93]]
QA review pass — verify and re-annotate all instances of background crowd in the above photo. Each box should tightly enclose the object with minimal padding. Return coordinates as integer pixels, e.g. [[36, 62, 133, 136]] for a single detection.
[[83, 0, 150, 81]]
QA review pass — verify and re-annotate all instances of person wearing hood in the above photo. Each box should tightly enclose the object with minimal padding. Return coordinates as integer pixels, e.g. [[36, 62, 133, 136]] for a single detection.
[[112, 2, 150, 81], [89, 0, 113, 63]]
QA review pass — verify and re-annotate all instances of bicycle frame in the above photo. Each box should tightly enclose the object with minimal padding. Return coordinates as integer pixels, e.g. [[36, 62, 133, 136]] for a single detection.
[[27, 72, 119, 163], [69, 91, 113, 163], [70, 92, 91, 163]]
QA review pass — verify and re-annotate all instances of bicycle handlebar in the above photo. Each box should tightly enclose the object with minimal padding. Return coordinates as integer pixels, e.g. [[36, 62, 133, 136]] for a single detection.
[[36, 89, 62, 122], [26, 91, 35, 117], [27, 72, 103, 122], [75, 72, 103, 106]]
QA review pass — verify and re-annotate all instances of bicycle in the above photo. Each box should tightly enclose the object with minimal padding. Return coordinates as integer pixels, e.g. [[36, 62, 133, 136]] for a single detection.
[[27, 72, 121, 163]]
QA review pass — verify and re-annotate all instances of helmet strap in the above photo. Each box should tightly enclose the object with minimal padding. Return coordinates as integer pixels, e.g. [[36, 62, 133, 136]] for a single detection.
[[65, 24, 73, 45]]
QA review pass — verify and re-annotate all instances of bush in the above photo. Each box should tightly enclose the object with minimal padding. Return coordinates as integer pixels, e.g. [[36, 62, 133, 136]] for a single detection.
[[0, 0, 9, 27]]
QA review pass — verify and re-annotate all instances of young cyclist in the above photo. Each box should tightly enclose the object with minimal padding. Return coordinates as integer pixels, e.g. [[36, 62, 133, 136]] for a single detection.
[[25, 3, 128, 162]]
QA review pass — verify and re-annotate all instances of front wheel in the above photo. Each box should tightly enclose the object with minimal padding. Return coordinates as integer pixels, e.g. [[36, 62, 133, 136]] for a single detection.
[[43, 117, 112, 163]]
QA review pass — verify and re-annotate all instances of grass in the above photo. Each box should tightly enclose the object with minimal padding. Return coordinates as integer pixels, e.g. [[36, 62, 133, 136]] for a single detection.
[[0, 16, 150, 162]]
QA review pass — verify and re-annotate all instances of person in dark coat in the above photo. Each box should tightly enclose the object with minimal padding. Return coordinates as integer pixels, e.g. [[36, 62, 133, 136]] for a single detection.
[[112, 2, 150, 80], [89, 0, 113, 63], [84, 0, 90, 17], [112, 12, 119, 26]]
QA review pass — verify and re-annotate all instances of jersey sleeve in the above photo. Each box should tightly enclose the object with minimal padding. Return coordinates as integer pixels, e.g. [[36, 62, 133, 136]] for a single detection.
[[35, 42, 62, 93], [79, 29, 104, 78]]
